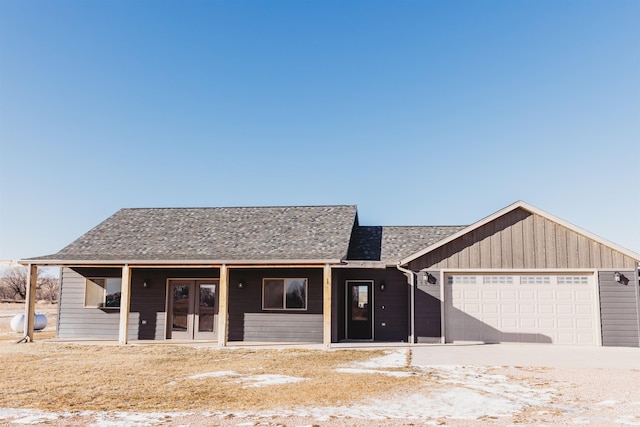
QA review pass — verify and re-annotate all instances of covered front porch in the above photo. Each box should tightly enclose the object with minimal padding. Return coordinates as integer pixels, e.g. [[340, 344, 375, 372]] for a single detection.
[[19, 262, 335, 347]]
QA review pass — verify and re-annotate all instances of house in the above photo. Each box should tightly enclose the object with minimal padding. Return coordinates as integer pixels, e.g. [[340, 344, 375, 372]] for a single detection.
[[19, 201, 640, 347]]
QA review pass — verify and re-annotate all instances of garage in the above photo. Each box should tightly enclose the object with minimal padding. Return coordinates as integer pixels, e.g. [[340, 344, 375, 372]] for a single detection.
[[444, 274, 599, 345]]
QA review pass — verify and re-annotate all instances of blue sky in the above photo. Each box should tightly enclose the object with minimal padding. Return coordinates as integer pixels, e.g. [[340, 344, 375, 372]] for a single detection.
[[1, 0, 639, 260]]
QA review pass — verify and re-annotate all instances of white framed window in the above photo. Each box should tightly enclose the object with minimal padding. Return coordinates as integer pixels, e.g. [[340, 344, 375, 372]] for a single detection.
[[84, 277, 122, 308], [520, 276, 551, 285], [262, 278, 307, 310], [483, 276, 513, 284]]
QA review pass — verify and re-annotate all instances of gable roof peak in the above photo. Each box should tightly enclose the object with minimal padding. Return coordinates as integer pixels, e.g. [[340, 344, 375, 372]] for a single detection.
[[399, 200, 640, 265]]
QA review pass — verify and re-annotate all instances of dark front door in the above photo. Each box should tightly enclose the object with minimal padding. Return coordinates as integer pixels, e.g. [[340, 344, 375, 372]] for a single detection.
[[168, 279, 219, 340], [346, 281, 373, 340]]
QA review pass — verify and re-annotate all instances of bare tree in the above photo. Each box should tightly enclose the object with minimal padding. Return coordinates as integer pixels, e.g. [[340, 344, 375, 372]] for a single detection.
[[38, 276, 60, 303], [0, 267, 60, 302], [0, 267, 29, 300]]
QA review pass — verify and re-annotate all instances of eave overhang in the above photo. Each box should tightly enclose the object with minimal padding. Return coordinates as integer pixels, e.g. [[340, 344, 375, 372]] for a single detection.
[[18, 258, 344, 267]]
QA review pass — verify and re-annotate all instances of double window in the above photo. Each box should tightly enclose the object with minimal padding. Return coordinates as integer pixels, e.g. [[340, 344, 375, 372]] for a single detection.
[[262, 278, 307, 310], [84, 278, 122, 308]]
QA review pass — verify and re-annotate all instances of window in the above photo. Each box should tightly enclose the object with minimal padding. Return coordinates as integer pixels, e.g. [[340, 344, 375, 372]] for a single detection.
[[483, 276, 513, 284], [84, 278, 122, 308], [262, 278, 307, 310], [520, 276, 551, 285], [557, 276, 589, 285], [447, 276, 477, 285]]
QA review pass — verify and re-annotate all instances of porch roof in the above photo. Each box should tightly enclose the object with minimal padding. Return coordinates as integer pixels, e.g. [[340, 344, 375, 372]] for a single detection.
[[25, 205, 358, 264]]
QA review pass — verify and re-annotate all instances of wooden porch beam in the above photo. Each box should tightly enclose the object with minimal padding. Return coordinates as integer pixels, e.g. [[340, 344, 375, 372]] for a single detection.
[[118, 265, 132, 345], [217, 264, 229, 347], [21, 264, 38, 342], [323, 264, 332, 349]]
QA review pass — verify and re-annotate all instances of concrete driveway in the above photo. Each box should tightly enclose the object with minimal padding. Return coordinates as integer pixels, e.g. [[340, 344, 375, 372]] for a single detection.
[[409, 343, 640, 369]]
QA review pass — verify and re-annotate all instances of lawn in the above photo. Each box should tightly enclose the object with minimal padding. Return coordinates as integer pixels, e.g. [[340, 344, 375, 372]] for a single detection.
[[0, 342, 421, 413]]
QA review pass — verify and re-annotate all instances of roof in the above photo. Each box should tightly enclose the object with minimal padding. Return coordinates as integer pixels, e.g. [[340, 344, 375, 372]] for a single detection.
[[399, 200, 640, 265], [347, 225, 466, 264], [28, 206, 358, 264]]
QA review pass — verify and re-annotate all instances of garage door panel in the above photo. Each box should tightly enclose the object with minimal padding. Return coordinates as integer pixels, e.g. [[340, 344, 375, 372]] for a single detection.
[[445, 274, 597, 345], [557, 318, 575, 328], [538, 305, 555, 314], [557, 305, 575, 315], [538, 291, 554, 300], [502, 304, 517, 314], [519, 290, 535, 299], [575, 291, 593, 300], [500, 290, 517, 299]]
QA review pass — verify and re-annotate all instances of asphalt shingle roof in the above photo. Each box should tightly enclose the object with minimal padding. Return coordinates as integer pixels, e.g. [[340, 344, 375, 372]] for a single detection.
[[347, 225, 467, 263], [32, 206, 358, 262]]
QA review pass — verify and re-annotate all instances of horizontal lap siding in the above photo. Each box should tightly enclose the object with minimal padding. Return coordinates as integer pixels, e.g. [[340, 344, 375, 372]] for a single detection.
[[59, 267, 219, 340], [409, 209, 637, 270], [241, 314, 323, 342], [599, 271, 640, 347], [58, 268, 126, 339], [228, 268, 324, 343]]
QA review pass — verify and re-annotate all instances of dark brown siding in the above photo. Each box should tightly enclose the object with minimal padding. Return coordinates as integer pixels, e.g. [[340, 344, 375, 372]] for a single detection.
[[58, 267, 219, 340], [599, 270, 640, 347], [415, 271, 442, 343], [336, 268, 409, 342], [227, 268, 323, 342], [409, 208, 638, 270]]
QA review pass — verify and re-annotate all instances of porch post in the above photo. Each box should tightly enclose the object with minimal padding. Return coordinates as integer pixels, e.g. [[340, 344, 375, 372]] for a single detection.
[[22, 264, 38, 342], [217, 264, 228, 347], [118, 265, 131, 344], [323, 264, 332, 349]]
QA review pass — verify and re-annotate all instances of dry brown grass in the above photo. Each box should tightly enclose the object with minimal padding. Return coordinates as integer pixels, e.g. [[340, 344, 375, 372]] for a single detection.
[[0, 343, 421, 412]]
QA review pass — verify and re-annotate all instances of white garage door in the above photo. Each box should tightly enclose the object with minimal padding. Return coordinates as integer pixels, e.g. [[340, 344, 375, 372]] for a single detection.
[[445, 274, 598, 345]]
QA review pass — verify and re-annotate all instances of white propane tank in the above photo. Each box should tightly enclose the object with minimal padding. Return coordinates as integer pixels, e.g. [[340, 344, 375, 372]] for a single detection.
[[10, 313, 48, 332]]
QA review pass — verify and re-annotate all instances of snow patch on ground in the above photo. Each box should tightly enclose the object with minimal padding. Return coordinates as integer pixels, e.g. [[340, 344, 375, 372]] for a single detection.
[[422, 364, 557, 409], [89, 411, 190, 427], [188, 370, 238, 379], [0, 409, 61, 424], [185, 370, 305, 388], [236, 374, 307, 388], [334, 367, 414, 377], [334, 349, 411, 377], [595, 399, 619, 407], [349, 349, 408, 369]]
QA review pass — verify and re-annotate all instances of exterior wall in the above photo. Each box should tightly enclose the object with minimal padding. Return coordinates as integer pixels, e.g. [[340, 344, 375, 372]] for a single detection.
[[58, 267, 219, 340], [335, 268, 409, 342], [409, 208, 637, 271], [598, 270, 640, 347], [227, 268, 324, 342], [58, 268, 129, 339], [415, 270, 442, 343]]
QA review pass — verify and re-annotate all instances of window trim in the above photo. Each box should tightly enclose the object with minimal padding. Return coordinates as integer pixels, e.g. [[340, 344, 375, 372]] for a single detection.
[[84, 277, 122, 309], [261, 278, 308, 311]]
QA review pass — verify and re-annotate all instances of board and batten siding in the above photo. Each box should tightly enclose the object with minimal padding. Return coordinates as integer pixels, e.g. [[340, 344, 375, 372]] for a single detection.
[[409, 208, 638, 271], [227, 268, 324, 342], [598, 270, 640, 347]]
